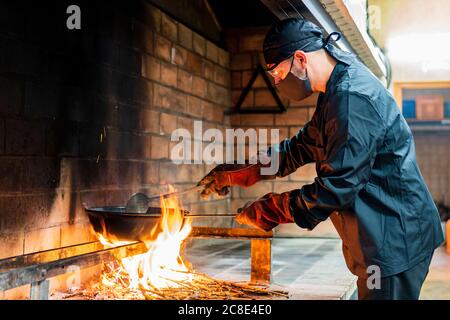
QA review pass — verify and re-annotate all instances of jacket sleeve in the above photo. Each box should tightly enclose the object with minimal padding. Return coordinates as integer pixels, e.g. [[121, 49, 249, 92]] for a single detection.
[[289, 91, 385, 230], [269, 112, 321, 178]]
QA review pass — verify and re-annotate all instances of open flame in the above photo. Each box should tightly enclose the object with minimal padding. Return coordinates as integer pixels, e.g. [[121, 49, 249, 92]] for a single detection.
[[97, 186, 193, 292], [77, 186, 286, 300]]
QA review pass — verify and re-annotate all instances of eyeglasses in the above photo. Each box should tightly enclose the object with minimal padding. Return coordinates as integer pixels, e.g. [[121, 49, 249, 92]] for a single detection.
[[265, 55, 295, 83]]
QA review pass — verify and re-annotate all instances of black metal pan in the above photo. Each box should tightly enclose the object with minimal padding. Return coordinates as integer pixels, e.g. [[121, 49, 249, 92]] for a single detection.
[[85, 206, 190, 243]]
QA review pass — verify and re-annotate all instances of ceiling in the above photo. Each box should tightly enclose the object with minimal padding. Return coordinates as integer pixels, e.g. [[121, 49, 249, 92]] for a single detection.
[[207, 0, 278, 29]]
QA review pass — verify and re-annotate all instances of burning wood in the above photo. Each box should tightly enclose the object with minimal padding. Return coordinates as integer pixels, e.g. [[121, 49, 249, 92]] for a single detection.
[[69, 185, 287, 300], [66, 264, 287, 300]]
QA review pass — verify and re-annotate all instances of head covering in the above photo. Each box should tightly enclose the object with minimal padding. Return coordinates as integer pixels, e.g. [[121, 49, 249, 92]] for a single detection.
[[263, 18, 352, 67]]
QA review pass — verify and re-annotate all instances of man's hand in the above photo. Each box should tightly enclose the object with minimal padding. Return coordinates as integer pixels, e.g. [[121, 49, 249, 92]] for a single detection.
[[235, 192, 294, 231], [198, 162, 275, 198]]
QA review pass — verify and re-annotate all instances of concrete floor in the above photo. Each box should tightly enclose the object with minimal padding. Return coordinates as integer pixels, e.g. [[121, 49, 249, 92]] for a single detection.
[[184, 238, 450, 300], [184, 237, 357, 299], [420, 246, 450, 300]]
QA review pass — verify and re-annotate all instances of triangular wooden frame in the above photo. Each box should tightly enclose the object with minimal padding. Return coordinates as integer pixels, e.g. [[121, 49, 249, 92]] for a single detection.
[[234, 64, 287, 114]]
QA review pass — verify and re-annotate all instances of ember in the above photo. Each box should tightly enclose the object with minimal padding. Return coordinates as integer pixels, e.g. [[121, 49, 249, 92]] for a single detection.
[[69, 267, 287, 300]]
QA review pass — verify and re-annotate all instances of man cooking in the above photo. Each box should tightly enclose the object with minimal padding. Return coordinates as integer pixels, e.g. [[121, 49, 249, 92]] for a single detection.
[[198, 18, 444, 300]]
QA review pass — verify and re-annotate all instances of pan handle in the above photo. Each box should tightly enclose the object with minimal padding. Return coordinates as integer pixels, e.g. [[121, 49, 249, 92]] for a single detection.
[[184, 214, 237, 217], [147, 185, 204, 201]]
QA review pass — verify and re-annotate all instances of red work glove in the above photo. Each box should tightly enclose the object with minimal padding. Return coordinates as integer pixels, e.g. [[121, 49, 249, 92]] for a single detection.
[[235, 192, 294, 231], [198, 162, 275, 198]]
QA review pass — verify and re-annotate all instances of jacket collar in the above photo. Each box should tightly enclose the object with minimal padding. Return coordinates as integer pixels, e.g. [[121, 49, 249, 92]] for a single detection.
[[325, 62, 347, 94], [322, 44, 355, 94]]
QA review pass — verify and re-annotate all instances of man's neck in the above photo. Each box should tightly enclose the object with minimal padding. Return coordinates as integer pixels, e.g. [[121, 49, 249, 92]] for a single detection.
[[315, 52, 337, 93]]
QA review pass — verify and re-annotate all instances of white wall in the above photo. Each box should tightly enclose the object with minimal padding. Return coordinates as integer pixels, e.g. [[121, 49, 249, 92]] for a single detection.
[[369, 0, 450, 84]]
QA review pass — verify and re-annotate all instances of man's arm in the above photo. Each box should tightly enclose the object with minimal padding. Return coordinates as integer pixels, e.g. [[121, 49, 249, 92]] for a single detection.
[[270, 112, 321, 178], [197, 112, 321, 197], [290, 91, 385, 229], [236, 91, 385, 231]]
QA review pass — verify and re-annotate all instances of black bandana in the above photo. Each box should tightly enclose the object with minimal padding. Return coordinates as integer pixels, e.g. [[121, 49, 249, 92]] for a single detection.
[[263, 18, 353, 67]]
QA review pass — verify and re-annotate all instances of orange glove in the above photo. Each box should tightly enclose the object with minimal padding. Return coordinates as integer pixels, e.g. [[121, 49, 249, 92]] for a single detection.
[[198, 162, 275, 198], [235, 192, 294, 231]]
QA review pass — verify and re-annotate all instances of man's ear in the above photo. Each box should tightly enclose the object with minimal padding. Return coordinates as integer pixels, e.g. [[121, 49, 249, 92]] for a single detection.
[[294, 50, 307, 68]]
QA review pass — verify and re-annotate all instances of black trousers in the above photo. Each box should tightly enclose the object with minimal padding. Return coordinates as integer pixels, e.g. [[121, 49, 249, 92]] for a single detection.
[[357, 254, 433, 300]]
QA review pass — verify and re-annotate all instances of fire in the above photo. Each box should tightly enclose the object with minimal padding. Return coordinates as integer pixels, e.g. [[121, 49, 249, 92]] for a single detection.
[[97, 186, 193, 293], [78, 186, 286, 300]]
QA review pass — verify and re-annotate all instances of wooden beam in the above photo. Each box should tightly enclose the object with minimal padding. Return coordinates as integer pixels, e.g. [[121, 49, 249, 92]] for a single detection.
[[0, 227, 274, 293], [0, 228, 272, 273], [190, 227, 273, 239], [250, 239, 272, 284]]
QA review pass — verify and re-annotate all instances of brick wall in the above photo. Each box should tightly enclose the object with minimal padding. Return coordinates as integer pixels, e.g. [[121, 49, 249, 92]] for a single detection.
[[0, 1, 345, 299], [0, 0, 231, 297], [414, 131, 450, 206], [224, 28, 336, 237]]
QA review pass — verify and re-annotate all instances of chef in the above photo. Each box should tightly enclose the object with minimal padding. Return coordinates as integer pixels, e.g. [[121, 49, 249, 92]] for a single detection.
[[198, 18, 444, 300]]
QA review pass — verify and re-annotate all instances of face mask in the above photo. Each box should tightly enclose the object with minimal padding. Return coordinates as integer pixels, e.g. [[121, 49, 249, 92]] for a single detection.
[[275, 59, 312, 101]]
